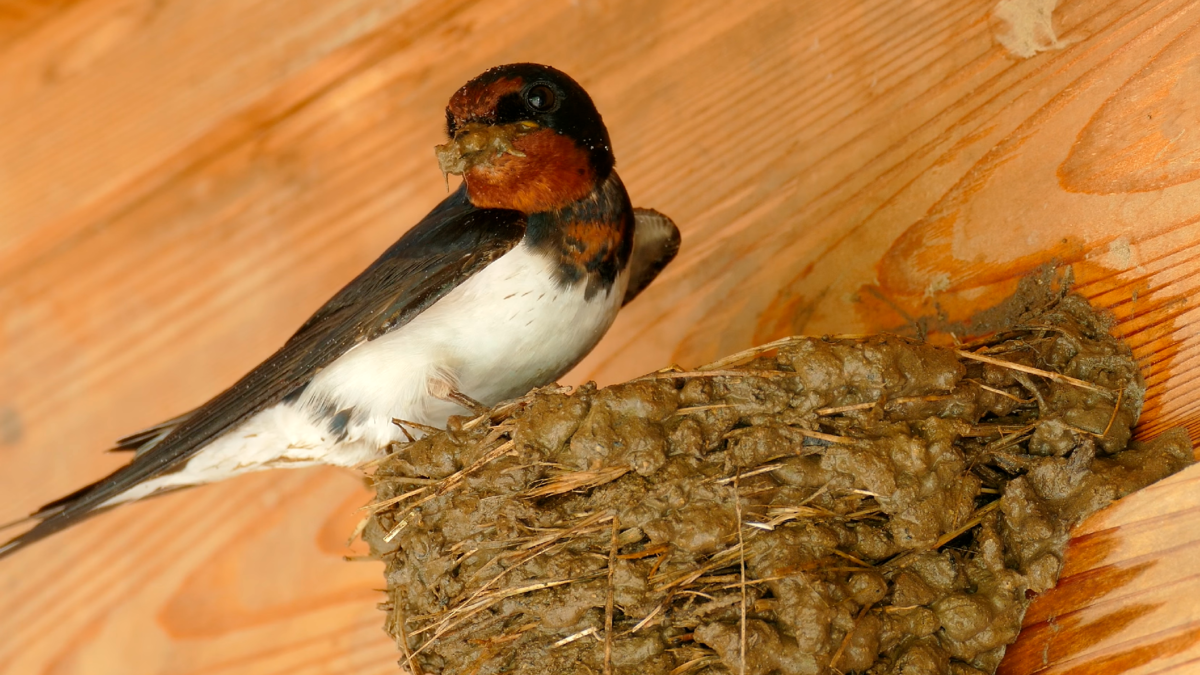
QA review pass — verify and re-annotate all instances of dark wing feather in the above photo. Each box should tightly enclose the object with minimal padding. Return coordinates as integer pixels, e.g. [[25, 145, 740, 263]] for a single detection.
[[108, 410, 198, 456], [622, 208, 681, 306], [1, 185, 525, 558]]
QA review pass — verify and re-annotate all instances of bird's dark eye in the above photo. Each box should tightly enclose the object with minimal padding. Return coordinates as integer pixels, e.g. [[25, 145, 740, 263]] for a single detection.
[[523, 84, 558, 113]]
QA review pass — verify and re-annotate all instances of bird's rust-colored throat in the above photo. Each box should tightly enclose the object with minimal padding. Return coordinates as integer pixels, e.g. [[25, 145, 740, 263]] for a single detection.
[[436, 123, 596, 214]]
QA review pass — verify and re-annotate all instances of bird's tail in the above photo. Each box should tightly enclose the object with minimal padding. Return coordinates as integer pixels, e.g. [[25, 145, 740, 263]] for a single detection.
[[0, 412, 196, 560], [0, 477, 110, 559], [0, 515, 82, 559]]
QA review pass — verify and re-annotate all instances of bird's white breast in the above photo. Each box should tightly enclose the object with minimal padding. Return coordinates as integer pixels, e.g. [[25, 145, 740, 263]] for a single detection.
[[298, 240, 629, 445]]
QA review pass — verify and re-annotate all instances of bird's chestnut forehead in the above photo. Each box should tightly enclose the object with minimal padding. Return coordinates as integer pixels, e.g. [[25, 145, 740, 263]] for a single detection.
[[447, 75, 525, 121]]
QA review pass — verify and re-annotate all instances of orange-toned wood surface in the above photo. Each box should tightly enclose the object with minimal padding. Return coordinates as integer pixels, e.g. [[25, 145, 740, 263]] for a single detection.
[[3, 0, 1200, 673]]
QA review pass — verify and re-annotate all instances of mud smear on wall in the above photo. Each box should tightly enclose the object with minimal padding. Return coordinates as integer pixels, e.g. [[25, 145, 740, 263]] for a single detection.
[[991, 0, 1069, 59], [364, 284, 1191, 675]]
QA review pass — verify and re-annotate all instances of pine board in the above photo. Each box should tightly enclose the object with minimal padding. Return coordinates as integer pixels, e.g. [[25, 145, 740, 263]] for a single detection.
[[2, 1, 1200, 673]]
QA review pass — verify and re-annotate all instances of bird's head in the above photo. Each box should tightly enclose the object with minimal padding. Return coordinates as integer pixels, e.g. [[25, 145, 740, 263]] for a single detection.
[[436, 63, 614, 214]]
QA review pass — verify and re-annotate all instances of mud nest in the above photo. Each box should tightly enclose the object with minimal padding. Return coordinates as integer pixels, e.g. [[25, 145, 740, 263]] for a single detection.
[[363, 292, 1192, 675]]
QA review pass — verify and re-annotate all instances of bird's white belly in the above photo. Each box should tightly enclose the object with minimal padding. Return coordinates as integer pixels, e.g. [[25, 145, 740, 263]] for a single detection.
[[300, 241, 628, 444], [105, 243, 626, 505]]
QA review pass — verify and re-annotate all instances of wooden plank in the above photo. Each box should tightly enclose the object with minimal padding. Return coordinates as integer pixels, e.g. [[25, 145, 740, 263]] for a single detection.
[[2, 0, 1199, 673]]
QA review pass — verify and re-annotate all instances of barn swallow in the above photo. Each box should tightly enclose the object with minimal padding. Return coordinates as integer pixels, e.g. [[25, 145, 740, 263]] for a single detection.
[[0, 63, 680, 558]]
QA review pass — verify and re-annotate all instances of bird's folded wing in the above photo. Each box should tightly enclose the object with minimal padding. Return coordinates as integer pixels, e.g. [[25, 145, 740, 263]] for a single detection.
[[623, 208, 681, 306], [6, 186, 525, 553]]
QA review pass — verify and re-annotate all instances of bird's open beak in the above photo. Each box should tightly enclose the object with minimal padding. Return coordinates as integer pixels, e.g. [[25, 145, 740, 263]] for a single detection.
[[435, 121, 539, 177]]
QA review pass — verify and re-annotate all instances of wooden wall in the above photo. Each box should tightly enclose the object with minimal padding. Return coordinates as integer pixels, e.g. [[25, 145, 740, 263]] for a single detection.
[[2, 0, 1200, 673]]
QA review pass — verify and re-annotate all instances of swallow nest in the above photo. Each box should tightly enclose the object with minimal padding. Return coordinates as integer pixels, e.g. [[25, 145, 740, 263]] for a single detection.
[[363, 290, 1192, 675]]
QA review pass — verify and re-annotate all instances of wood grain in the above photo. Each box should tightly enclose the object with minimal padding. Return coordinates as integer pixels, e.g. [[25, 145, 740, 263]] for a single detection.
[[2, 0, 1200, 673]]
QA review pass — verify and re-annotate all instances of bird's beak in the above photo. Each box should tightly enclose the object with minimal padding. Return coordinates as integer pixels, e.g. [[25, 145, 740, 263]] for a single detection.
[[435, 121, 540, 178]]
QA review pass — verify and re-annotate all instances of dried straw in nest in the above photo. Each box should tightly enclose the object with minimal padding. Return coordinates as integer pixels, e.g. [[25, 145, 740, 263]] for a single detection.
[[362, 292, 1192, 675]]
